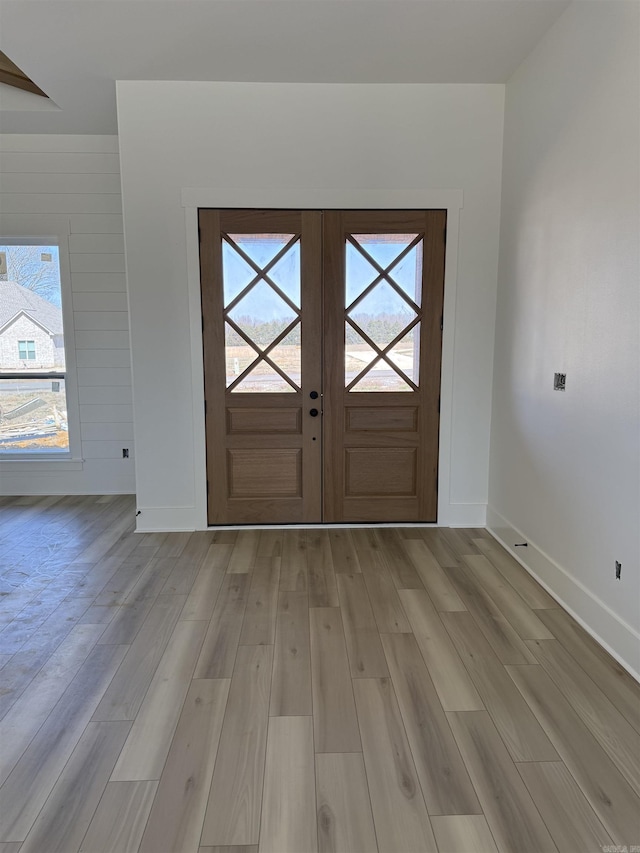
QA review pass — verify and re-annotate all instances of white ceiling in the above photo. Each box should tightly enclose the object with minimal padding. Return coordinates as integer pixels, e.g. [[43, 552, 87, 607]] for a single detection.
[[0, 0, 571, 135]]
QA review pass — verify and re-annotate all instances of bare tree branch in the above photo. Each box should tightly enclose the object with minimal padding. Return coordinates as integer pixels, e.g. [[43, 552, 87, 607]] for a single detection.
[[0, 245, 60, 305]]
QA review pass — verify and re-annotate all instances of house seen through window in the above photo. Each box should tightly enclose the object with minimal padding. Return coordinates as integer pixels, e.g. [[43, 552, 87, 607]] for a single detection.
[[0, 244, 69, 453]]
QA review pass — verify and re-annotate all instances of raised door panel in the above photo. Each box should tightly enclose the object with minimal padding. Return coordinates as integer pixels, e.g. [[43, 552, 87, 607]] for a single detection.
[[227, 407, 301, 435], [227, 449, 302, 498]]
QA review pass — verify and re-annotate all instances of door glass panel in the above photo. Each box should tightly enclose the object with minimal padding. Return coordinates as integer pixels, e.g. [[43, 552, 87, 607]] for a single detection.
[[227, 280, 297, 349], [387, 326, 420, 386], [222, 240, 257, 305], [352, 234, 418, 270], [225, 322, 258, 387], [345, 233, 423, 393], [350, 360, 413, 392], [222, 233, 301, 394], [388, 242, 423, 306], [227, 234, 293, 270], [345, 325, 376, 386], [345, 240, 377, 307], [269, 240, 301, 308], [233, 361, 296, 393], [348, 281, 417, 349], [269, 324, 302, 390]]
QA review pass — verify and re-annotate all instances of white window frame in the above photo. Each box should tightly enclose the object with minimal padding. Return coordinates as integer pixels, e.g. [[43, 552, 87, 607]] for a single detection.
[[0, 225, 82, 466]]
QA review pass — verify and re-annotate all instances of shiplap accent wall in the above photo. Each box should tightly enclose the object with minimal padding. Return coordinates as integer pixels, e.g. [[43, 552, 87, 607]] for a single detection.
[[0, 134, 135, 494]]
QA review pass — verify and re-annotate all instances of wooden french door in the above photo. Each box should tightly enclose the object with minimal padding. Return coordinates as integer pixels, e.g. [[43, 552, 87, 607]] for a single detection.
[[199, 208, 446, 525], [199, 210, 322, 524], [323, 210, 446, 522]]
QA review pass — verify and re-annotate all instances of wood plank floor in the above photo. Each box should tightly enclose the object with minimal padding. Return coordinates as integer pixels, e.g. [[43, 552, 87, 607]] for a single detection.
[[1, 495, 639, 853]]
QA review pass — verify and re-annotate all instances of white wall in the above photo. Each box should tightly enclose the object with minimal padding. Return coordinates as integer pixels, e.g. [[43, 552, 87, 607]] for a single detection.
[[489, 2, 640, 674], [0, 135, 135, 494], [116, 82, 504, 531]]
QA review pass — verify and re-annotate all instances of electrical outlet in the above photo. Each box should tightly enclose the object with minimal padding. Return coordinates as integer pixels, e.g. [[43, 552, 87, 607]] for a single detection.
[[122, 448, 129, 459], [615, 561, 621, 580]]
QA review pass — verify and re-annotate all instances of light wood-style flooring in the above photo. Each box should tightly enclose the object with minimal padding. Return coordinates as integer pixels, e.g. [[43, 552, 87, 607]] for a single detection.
[[0, 494, 638, 853]]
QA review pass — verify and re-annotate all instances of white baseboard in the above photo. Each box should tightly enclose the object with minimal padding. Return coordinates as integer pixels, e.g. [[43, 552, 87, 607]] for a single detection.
[[135, 505, 197, 532], [486, 505, 640, 682], [135, 504, 486, 532], [441, 502, 487, 527]]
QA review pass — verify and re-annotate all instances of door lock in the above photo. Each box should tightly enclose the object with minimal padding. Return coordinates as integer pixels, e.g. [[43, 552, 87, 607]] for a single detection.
[[309, 408, 319, 417], [310, 391, 319, 399]]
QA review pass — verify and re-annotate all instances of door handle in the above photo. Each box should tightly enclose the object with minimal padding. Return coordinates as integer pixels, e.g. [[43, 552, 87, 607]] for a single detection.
[[309, 408, 319, 417]]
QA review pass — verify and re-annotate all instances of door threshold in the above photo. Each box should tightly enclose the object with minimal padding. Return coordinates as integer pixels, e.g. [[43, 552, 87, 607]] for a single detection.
[[207, 521, 441, 531]]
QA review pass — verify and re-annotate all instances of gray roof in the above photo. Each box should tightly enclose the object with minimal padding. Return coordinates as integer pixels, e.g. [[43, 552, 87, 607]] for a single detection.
[[0, 281, 64, 335]]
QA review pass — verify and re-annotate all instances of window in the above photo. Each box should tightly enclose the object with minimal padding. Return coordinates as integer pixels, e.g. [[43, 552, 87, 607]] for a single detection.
[[18, 340, 36, 360], [0, 243, 70, 453]]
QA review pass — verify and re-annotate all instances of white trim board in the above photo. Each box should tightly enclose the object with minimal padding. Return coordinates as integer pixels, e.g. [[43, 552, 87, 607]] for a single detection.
[[182, 188, 465, 532], [487, 505, 640, 683], [134, 505, 197, 532]]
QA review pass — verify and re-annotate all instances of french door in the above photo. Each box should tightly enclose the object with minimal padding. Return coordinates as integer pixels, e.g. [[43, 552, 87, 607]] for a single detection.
[[199, 208, 446, 525]]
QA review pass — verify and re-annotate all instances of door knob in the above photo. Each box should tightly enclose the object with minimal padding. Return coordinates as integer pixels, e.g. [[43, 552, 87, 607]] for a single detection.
[[310, 391, 319, 399], [309, 408, 319, 417]]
